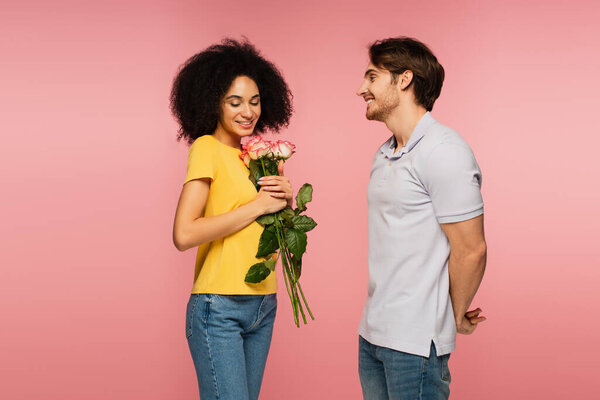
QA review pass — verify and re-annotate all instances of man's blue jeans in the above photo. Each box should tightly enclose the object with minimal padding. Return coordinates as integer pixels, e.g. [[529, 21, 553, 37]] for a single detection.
[[186, 294, 277, 400], [358, 336, 451, 400]]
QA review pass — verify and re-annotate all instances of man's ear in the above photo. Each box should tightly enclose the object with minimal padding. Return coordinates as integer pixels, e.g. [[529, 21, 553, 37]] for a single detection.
[[398, 70, 414, 90]]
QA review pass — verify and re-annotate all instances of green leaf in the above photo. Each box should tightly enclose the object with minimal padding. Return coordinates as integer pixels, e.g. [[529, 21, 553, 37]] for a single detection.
[[291, 215, 317, 232], [264, 157, 279, 176], [245, 262, 271, 283], [295, 183, 313, 213], [249, 159, 262, 190], [256, 214, 275, 226], [292, 255, 302, 279], [281, 207, 295, 220], [280, 207, 295, 228], [285, 228, 307, 259], [256, 225, 279, 258], [264, 258, 277, 272]]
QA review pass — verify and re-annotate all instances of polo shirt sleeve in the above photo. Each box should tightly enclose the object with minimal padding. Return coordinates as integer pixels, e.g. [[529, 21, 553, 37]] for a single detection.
[[416, 142, 484, 224], [184, 139, 216, 184]]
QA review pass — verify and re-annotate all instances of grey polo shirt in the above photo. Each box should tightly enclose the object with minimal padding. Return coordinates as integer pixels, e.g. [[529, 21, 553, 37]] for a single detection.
[[358, 112, 484, 357]]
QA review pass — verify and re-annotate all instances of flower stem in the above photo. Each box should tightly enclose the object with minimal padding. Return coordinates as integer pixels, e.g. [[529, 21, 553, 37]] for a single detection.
[[273, 215, 299, 326], [283, 250, 305, 324], [283, 247, 308, 324], [297, 281, 314, 320], [279, 249, 295, 319], [260, 158, 267, 177], [258, 156, 310, 326], [284, 241, 313, 321], [282, 257, 300, 326]]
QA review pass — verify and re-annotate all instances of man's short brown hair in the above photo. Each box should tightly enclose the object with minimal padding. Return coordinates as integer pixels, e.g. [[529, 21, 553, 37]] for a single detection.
[[369, 37, 444, 111]]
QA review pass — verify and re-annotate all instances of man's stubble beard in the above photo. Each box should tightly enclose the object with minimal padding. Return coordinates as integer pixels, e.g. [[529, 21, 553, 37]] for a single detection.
[[366, 90, 399, 122]]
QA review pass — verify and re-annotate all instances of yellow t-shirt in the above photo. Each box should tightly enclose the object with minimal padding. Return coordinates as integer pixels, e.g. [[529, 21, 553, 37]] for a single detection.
[[184, 134, 277, 294]]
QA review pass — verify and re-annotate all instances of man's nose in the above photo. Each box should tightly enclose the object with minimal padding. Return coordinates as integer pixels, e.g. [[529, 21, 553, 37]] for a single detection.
[[356, 82, 367, 97]]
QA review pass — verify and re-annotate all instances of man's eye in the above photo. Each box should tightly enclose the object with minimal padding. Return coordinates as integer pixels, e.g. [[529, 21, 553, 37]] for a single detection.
[[369, 76, 376, 82]]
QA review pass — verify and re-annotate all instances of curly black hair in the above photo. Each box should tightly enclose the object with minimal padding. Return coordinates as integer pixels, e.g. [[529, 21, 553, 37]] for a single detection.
[[170, 38, 293, 145]]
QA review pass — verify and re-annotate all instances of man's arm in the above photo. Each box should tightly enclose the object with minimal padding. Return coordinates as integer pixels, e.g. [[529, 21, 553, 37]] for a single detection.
[[440, 214, 487, 335]]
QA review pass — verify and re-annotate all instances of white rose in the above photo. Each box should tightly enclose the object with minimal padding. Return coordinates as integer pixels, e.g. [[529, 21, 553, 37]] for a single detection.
[[272, 140, 296, 159], [245, 137, 271, 160]]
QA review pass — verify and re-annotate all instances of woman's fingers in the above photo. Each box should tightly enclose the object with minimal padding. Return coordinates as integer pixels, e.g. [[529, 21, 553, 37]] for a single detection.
[[263, 185, 284, 192], [258, 176, 289, 185], [259, 180, 289, 188], [268, 192, 287, 198], [264, 187, 292, 199], [258, 178, 291, 193], [258, 175, 293, 202]]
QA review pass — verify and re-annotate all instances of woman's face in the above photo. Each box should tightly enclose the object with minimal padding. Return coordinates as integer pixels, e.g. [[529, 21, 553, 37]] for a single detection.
[[218, 75, 261, 138]]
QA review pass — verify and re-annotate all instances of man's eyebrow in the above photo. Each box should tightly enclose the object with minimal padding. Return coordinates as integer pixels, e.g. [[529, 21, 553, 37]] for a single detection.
[[364, 69, 377, 77], [225, 94, 260, 100]]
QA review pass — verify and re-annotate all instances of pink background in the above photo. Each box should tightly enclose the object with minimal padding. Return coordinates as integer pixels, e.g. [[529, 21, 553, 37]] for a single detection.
[[2, 0, 599, 398]]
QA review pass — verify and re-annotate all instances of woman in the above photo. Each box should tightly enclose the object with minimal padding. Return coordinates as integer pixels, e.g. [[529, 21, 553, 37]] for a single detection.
[[170, 39, 294, 400]]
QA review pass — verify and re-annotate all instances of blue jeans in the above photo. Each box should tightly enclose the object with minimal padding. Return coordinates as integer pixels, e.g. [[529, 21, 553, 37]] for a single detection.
[[358, 336, 451, 400], [186, 294, 277, 400]]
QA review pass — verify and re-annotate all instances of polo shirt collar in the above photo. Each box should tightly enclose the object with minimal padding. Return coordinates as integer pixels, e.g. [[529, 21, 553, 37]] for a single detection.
[[380, 112, 436, 159]]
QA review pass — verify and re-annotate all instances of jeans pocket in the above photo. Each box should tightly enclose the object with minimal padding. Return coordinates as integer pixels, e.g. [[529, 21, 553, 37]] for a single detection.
[[262, 293, 277, 313], [200, 294, 212, 324], [441, 354, 451, 382], [248, 294, 277, 330], [185, 295, 200, 339]]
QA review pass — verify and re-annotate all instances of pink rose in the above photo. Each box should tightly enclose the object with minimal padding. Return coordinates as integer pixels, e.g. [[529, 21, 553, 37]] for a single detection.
[[245, 136, 271, 160], [244, 136, 262, 150], [271, 140, 296, 159], [239, 150, 251, 168]]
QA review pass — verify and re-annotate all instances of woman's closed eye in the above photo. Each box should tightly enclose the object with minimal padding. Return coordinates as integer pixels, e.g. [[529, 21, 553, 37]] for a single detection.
[[230, 102, 260, 107]]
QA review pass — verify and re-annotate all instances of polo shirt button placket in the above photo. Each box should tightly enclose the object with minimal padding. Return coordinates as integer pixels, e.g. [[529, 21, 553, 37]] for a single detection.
[[381, 159, 393, 182]]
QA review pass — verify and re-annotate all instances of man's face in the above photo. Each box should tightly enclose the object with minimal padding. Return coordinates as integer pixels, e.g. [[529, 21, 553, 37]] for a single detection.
[[356, 62, 399, 122]]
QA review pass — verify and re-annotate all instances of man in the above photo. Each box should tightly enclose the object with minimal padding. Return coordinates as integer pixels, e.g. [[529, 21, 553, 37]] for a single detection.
[[356, 37, 487, 399]]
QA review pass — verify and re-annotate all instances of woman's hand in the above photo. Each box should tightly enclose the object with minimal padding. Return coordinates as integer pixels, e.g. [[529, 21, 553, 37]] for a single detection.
[[255, 187, 288, 214], [257, 160, 294, 208]]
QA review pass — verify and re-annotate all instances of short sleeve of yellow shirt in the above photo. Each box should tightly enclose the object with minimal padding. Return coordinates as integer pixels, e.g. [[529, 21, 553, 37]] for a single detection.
[[184, 135, 277, 295]]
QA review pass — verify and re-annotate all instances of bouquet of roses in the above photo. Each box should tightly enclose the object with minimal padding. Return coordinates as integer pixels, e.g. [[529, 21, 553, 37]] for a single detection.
[[240, 137, 316, 327]]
